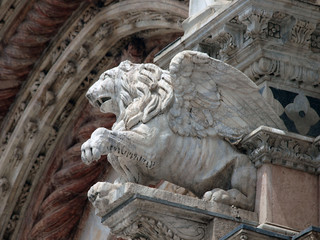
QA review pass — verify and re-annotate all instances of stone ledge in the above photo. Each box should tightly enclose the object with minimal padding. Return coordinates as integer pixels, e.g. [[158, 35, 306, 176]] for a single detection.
[[220, 224, 320, 240], [220, 224, 291, 240], [89, 182, 258, 239]]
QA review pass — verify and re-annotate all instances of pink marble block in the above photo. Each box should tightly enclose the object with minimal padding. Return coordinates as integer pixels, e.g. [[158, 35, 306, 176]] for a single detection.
[[255, 164, 319, 231]]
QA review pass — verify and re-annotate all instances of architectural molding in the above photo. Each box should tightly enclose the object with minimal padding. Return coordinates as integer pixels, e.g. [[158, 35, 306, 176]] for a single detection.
[[155, 0, 320, 93], [240, 126, 320, 174]]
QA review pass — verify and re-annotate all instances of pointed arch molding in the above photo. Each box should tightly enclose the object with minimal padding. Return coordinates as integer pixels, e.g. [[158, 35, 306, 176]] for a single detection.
[[0, 0, 188, 239]]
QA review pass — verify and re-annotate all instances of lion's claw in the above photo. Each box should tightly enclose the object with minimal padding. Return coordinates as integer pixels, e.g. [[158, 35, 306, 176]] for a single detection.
[[81, 139, 102, 165]]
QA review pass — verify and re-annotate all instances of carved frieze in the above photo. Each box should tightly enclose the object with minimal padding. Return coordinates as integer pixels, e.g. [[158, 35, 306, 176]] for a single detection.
[[244, 57, 280, 81], [243, 57, 319, 87], [30, 72, 46, 97], [215, 32, 237, 60], [241, 126, 320, 174], [121, 216, 205, 240]]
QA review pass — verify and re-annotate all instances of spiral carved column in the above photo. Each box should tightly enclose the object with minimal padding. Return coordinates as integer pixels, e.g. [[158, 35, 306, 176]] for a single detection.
[[21, 106, 115, 240]]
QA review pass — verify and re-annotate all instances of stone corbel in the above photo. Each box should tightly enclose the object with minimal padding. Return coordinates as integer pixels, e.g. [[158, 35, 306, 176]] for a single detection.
[[240, 126, 320, 174], [200, 29, 238, 60], [239, 8, 273, 40], [88, 182, 258, 240], [215, 32, 237, 60]]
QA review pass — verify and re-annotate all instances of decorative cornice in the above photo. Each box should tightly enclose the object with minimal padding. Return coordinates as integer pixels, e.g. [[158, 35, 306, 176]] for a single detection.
[[155, 0, 320, 93], [239, 7, 273, 40], [240, 126, 320, 174]]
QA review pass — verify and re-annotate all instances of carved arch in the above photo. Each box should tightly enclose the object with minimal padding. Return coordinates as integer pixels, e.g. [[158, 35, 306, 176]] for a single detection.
[[0, 1, 188, 239]]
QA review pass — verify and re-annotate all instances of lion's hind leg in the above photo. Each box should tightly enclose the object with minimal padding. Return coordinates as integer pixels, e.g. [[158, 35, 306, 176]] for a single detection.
[[203, 155, 256, 210]]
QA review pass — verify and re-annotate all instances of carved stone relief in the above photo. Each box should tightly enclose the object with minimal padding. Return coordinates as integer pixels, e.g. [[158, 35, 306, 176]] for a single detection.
[[82, 51, 286, 213], [290, 19, 316, 47], [163, 1, 320, 96], [87, 181, 258, 240], [239, 8, 272, 40]]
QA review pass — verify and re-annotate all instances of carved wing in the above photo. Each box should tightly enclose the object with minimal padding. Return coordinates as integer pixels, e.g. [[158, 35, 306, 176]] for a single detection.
[[168, 51, 286, 138]]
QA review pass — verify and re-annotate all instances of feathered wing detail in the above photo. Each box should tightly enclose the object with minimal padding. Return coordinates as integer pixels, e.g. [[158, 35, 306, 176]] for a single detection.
[[168, 51, 286, 138]]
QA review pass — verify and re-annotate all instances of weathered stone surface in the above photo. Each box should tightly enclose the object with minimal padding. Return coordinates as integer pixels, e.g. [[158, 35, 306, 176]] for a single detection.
[[240, 126, 320, 174]]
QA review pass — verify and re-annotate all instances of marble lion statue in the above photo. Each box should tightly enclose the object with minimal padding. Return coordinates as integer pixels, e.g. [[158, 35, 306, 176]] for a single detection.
[[81, 51, 285, 210]]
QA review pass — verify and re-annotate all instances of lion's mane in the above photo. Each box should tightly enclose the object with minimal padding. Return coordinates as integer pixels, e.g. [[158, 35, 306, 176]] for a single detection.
[[116, 61, 174, 129]]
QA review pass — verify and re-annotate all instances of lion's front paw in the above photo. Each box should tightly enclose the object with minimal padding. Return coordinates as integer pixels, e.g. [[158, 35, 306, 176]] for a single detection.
[[81, 138, 102, 165], [88, 184, 99, 203]]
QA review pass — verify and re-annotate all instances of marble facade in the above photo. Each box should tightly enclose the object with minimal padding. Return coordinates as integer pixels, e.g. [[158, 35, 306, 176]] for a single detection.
[[0, 0, 319, 239]]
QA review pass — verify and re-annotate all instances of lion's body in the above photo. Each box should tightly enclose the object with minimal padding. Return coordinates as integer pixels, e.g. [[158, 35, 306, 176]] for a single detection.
[[114, 113, 245, 197]]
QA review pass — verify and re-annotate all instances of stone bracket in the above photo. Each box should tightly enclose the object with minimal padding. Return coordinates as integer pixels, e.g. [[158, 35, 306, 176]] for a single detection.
[[89, 182, 258, 240]]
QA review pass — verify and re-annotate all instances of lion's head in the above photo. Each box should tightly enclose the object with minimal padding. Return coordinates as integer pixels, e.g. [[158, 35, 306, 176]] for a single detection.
[[86, 61, 174, 129]]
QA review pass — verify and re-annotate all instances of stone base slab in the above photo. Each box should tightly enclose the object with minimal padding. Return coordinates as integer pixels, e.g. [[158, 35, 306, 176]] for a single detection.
[[89, 182, 258, 240]]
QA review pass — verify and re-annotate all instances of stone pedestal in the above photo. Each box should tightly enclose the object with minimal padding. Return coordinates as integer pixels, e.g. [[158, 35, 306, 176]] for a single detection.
[[89, 182, 258, 240], [256, 164, 318, 231]]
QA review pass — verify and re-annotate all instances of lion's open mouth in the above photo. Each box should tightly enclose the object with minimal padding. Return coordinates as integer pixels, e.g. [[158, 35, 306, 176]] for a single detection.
[[95, 97, 111, 107]]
